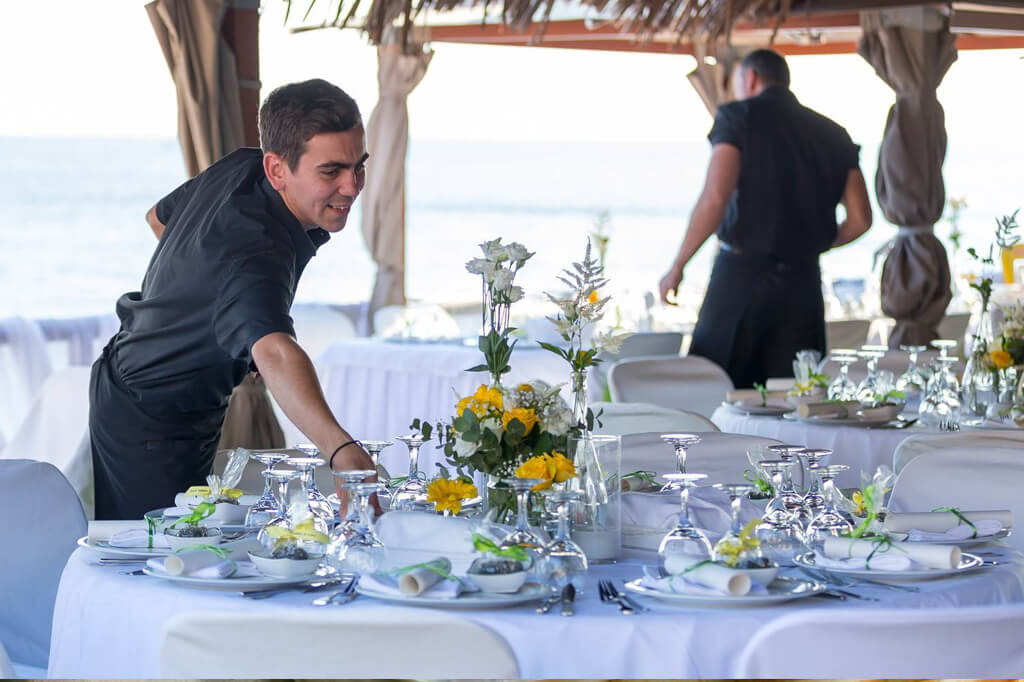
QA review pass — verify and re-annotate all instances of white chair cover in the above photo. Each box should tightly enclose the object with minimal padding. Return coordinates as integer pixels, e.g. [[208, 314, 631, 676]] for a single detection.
[[893, 428, 1024, 474], [2, 367, 94, 517], [159, 609, 519, 678], [735, 604, 1024, 677], [0, 460, 86, 669], [621, 432, 782, 486], [0, 317, 53, 440], [608, 355, 733, 418], [593, 331, 683, 397], [592, 401, 718, 436], [889, 447, 1024, 550]]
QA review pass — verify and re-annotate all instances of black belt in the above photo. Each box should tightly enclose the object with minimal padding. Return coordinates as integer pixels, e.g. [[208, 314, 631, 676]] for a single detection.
[[718, 241, 818, 274]]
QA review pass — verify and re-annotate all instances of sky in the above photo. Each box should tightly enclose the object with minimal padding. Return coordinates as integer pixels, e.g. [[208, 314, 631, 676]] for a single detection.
[[1, 0, 1021, 146]]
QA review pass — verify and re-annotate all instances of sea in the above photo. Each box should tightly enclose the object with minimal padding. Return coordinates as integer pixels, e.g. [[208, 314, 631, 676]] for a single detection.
[[0, 135, 1015, 321]]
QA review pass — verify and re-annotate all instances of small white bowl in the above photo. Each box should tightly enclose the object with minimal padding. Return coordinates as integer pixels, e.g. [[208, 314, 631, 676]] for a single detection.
[[859, 403, 904, 421], [163, 526, 223, 551], [735, 564, 780, 586], [468, 570, 527, 593], [248, 552, 323, 578], [207, 501, 248, 525]]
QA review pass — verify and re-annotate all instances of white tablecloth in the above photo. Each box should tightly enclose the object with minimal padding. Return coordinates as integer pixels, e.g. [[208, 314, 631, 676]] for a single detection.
[[318, 339, 587, 475], [49, 544, 1024, 678], [710, 406, 938, 488]]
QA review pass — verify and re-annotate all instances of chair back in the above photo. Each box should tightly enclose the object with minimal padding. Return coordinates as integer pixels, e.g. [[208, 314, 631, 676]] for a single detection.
[[620, 432, 781, 486], [592, 401, 717, 436], [159, 609, 519, 678], [825, 318, 870, 351], [0, 460, 87, 669], [893, 429, 1024, 474], [608, 355, 733, 418], [734, 604, 1024, 677]]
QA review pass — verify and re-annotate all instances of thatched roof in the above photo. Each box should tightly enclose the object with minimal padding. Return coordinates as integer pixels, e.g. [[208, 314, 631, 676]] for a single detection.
[[286, 0, 1024, 51]]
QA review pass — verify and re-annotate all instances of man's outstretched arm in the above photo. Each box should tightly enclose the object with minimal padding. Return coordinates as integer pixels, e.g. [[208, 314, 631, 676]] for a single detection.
[[659, 143, 741, 304]]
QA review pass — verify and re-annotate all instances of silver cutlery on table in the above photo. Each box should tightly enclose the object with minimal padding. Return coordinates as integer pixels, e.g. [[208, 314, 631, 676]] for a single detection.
[[599, 579, 649, 613], [535, 596, 560, 614], [559, 584, 575, 617], [801, 566, 918, 593], [120, 569, 146, 576], [597, 579, 636, 614], [311, 577, 359, 606], [241, 577, 347, 599]]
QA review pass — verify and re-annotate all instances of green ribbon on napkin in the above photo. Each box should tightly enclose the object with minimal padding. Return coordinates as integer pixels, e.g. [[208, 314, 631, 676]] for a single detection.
[[932, 506, 979, 539], [623, 470, 658, 489], [681, 559, 714, 574], [170, 502, 216, 529], [839, 533, 907, 569], [390, 560, 457, 582], [472, 533, 530, 562]]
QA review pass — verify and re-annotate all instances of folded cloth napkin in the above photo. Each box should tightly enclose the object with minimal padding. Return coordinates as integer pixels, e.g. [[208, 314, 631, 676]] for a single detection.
[[798, 401, 860, 419], [822, 536, 961, 570], [813, 551, 912, 572], [639, 566, 763, 597], [885, 510, 1012, 534], [110, 528, 169, 549], [145, 550, 237, 578], [360, 562, 468, 599], [88, 520, 146, 542], [907, 520, 1004, 542], [660, 556, 752, 595]]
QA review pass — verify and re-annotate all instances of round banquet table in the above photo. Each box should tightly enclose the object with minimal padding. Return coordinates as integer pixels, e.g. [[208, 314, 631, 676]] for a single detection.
[[49, 543, 1024, 678], [710, 405, 944, 488]]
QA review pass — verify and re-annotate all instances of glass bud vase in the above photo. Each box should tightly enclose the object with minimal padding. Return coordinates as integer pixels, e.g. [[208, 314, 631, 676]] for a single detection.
[[567, 433, 621, 563], [961, 301, 997, 426]]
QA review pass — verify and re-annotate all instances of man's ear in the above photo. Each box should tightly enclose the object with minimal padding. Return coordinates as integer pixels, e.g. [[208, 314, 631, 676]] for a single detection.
[[263, 152, 288, 191]]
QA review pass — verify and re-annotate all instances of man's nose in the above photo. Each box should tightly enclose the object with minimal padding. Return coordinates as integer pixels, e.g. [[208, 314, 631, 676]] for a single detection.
[[338, 169, 360, 196]]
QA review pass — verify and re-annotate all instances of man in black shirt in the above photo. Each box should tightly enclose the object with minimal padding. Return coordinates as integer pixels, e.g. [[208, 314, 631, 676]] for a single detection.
[[659, 50, 872, 388], [90, 79, 376, 519]]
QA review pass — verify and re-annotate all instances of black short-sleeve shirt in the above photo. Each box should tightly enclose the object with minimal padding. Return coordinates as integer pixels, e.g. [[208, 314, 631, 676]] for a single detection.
[[111, 148, 329, 418], [708, 86, 860, 262]]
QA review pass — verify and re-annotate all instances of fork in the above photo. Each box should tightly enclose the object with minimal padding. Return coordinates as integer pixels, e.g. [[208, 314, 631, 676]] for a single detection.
[[601, 579, 649, 613], [598, 580, 636, 615], [311, 576, 358, 606], [802, 566, 919, 593]]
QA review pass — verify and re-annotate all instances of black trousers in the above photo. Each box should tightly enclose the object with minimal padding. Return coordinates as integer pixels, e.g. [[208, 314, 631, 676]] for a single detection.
[[689, 250, 826, 389], [89, 346, 222, 520]]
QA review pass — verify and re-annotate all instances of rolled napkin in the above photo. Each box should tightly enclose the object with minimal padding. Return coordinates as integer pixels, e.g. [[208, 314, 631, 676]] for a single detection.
[[798, 401, 860, 418], [662, 555, 752, 596], [145, 550, 237, 579], [398, 557, 453, 596], [907, 521, 1003, 543], [884, 510, 1012, 535], [360, 559, 467, 599], [822, 536, 961, 570], [726, 389, 788, 404]]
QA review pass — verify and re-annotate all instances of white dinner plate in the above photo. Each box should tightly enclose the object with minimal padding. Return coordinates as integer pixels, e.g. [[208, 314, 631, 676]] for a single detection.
[[890, 528, 1012, 547], [794, 414, 896, 428], [141, 563, 326, 590], [355, 581, 554, 609], [793, 551, 985, 581], [723, 401, 794, 417], [78, 536, 172, 558], [623, 576, 825, 607]]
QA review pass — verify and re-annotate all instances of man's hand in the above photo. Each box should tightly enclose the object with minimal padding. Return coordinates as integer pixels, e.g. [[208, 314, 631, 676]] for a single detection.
[[330, 443, 384, 517], [659, 266, 683, 305]]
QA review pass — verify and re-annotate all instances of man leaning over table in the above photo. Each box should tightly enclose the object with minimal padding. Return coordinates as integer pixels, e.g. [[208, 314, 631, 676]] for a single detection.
[[659, 49, 873, 388], [89, 79, 376, 520]]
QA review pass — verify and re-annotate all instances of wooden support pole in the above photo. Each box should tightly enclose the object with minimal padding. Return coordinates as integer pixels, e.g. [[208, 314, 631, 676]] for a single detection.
[[222, 0, 260, 147]]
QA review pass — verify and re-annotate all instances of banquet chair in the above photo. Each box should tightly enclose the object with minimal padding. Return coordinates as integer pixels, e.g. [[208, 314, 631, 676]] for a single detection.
[[591, 401, 718, 436], [619, 432, 782, 486], [734, 604, 1024, 677], [0, 460, 87, 676], [825, 318, 870, 351], [893, 428, 1024, 474], [0, 638, 14, 679], [159, 609, 520, 678], [593, 332, 683, 397], [888, 447, 1024, 551], [608, 355, 733, 418]]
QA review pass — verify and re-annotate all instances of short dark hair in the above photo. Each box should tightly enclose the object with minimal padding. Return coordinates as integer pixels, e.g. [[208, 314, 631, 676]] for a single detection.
[[740, 49, 790, 88], [258, 79, 362, 169]]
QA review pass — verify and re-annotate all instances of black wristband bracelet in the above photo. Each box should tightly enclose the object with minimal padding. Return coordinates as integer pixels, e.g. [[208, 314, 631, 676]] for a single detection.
[[329, 440, 362, 469]]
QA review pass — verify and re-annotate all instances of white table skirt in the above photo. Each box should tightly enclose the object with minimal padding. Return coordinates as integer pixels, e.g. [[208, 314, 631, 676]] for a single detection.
[[49, 545, 1024, 679], [318, 339, 591, 476], [710, 406, 938, 488]]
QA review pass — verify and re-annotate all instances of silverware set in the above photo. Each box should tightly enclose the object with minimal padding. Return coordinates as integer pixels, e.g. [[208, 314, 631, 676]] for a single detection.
[[799, 566, 919, 594], [938, 418, 961, 432], [239, 574, 353, 600], [597, 579, 648, 614], [311, 576, 359, 606]]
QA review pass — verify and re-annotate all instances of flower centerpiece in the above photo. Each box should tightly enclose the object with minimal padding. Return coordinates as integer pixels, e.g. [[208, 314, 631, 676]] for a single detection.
[[981, 302, 1024, 424], [786, 350, 829, 406], [425, 475, 478, 516]]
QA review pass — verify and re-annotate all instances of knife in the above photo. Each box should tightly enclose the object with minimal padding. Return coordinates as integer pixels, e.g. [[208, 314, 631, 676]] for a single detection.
[[536, 596, 560, 614], [560, 584, 575, 617]]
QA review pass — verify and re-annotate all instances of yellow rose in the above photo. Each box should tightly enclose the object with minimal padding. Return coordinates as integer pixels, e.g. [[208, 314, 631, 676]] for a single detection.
[[548, 451, 577, 483], [474, 384, 504, 410], [426, 477, 478, 516], [989, 349, 1014, 370], [501, 407, 539, 434], [587, 289, 600, 304], [515, 456, 555, 491]]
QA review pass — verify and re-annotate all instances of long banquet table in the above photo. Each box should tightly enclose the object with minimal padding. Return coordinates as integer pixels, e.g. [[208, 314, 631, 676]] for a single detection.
[[49, 543, 1024, 678]]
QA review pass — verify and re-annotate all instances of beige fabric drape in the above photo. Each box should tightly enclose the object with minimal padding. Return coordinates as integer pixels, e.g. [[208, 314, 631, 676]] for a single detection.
[[361, 39, 433, 330], [686, 46, 754, 116], [147, 0, 246, 177], [217, 373, 285, 450], [858, 7, 956, 347]]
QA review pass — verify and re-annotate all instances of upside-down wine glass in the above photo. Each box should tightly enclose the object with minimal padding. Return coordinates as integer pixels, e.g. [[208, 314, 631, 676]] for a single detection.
[[538, 489, 588, 592], [657, 473, 713, 572], [755, 459, 807, 565], [804, 464, 853, 548], [256, 469, 303, 550], [796, 448, 832, 522], [827, 350, 859, 401], [391, 434, 429, 510], [855, 346, 888, 403], [765, 444, 806, 516], [360, 440, 394, 485], [659, 433, 701, 488], [712, 483, 762, 566], [244, 451, 290, 529], [328, 481, 387, 574], [286, 454, 335, 530], [328, 469, 377, 544], [500, 477, 547, 565]]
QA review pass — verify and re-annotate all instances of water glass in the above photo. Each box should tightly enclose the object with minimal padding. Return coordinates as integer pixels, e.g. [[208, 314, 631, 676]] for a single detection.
[[391, 434, 429, 510], [537, 489, 588, 592], [657, 473, 712, 572], [244, 451, 290, 529], [327, 481, 387, 574]]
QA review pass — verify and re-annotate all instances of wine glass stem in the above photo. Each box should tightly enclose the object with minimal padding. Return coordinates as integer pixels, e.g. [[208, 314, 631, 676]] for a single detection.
[[407, 445, 420, 479], [515, 489, 530, 531], [261, 467, 273, 497], [557, 502, 571, 541], [358, 492, 373, 529], [275, 479, 290, 521], [676, 447, 686, 475], [678, 485, 691, 525], [730, 494, 742, 535]]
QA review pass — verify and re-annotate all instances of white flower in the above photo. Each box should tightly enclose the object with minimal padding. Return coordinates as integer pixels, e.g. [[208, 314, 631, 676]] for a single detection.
[[504, 242, 533, 264], [454, 436, 477, 458], [480, 417, 501, 434], [546, 315, 573, 337], [542, 404, 572, 436], [492, 268, 513, 291], [595, 329, 631, 355], [507, 286, 524, 303], [480, 238, 506, 262]]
